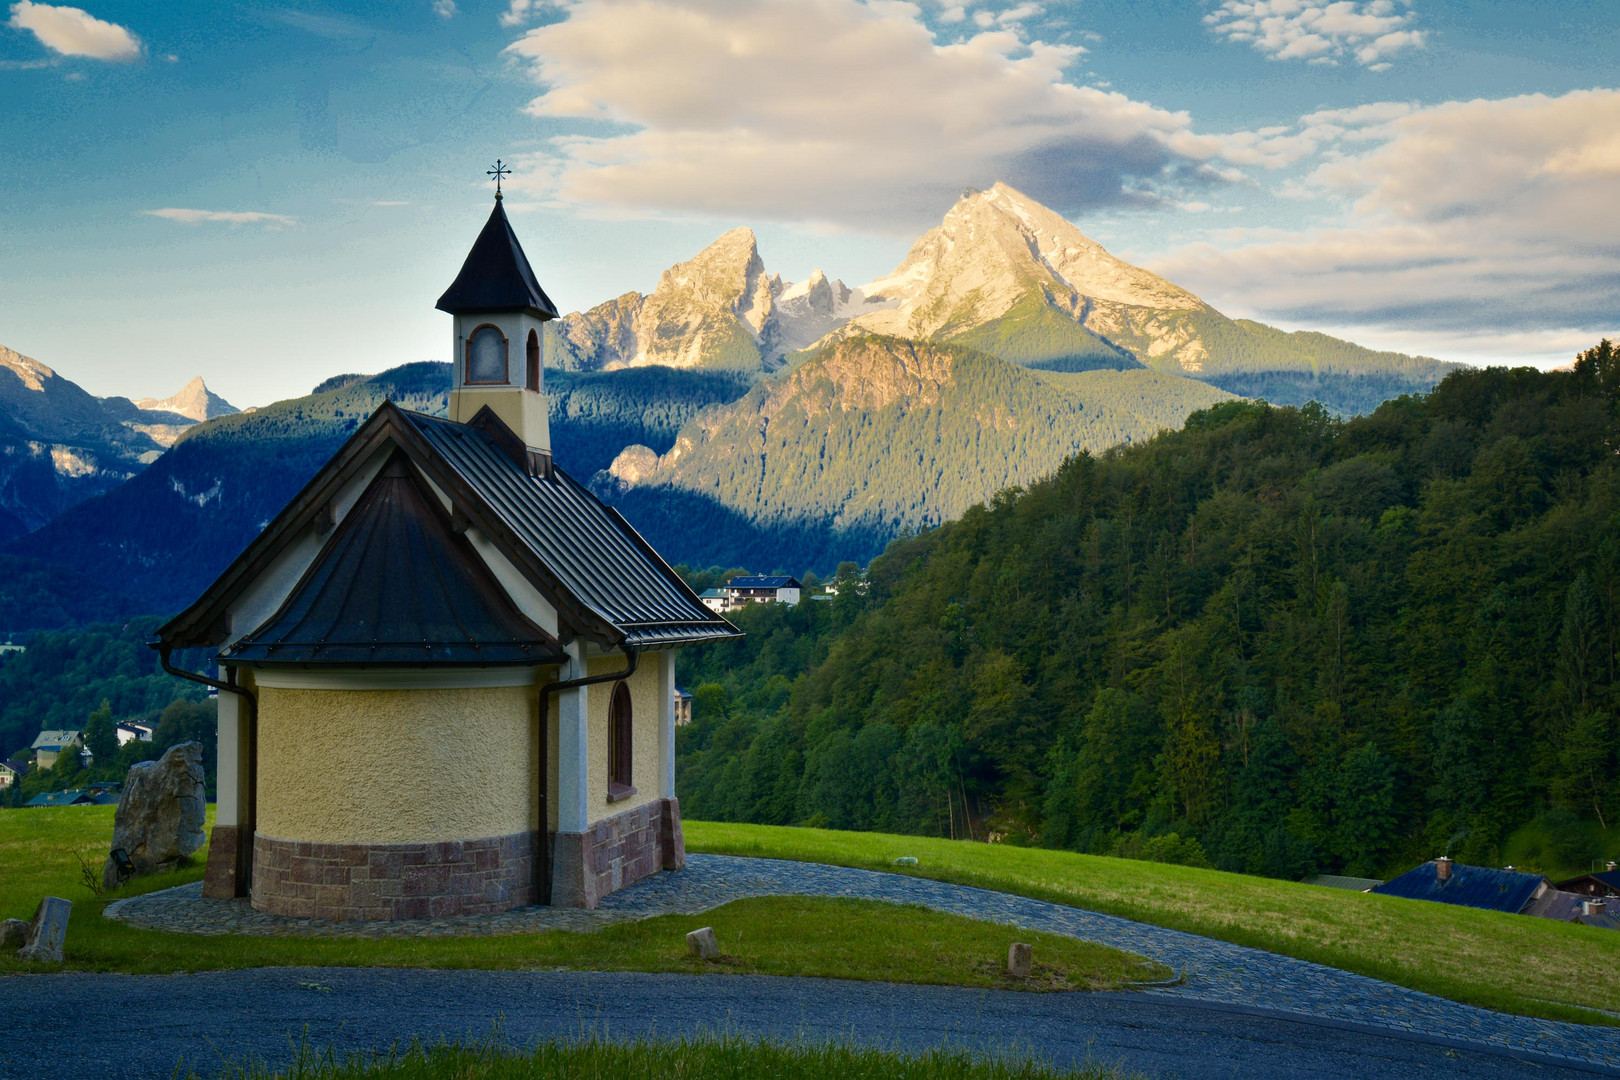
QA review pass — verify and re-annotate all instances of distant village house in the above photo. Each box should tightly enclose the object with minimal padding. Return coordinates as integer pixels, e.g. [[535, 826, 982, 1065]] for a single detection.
[[30, 730, 82, 771]]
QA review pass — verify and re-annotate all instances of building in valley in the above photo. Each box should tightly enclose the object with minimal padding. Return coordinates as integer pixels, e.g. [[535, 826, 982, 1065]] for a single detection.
[[153, 189, 740, 920], [30, 730, 82, 771], [725, 575, 802, 606]]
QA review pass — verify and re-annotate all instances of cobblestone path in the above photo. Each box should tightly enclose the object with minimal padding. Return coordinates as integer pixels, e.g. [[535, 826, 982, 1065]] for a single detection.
[[106, 853, 1618, 1072]]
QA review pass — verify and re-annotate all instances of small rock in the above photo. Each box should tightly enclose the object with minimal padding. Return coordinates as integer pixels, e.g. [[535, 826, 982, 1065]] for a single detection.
[[686, 926, 719, 959], [17, 896, 71, 963], [103, 741, 207, 891], [1007, 941, 1033, 978], [0, 918, 28, 950], [892, 856, 918, 866]]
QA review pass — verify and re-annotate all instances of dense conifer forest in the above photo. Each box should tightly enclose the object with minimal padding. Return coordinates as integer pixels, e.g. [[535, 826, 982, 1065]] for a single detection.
[[676, 343, 1620, 878]]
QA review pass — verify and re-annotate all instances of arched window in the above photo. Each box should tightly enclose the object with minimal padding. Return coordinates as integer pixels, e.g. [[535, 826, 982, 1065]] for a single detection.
[[608, 681, 634, 797], [525, 329, 541, 392], [466, 324, 508, 384]]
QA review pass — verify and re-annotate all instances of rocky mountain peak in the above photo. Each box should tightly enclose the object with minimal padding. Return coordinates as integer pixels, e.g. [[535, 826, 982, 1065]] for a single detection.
[[0, 345, 55, 392], [134, 377, 239, 423], [850, 181, 1205, 342]]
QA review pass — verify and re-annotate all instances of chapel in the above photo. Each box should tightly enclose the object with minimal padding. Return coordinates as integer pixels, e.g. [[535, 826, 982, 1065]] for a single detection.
[[154, 189, 740, 919]]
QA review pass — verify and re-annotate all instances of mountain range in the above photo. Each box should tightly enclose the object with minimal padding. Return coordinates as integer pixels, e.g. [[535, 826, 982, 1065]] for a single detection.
[[1, 183, 1461, 624], [550, 183, 1454, 417], [0, 346, 236, 542]]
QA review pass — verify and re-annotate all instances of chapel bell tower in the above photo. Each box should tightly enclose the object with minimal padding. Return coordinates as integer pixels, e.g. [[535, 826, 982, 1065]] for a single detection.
[[436, 168, 558, 464]]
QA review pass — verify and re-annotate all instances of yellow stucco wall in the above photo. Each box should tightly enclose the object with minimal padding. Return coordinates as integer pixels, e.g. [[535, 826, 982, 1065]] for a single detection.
[[255, 685, 539, 844], [585, 657, 663, 825]]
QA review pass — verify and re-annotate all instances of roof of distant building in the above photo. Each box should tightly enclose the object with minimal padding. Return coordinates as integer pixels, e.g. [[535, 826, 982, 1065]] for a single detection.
[[1524, 888, 1584, 921], [727, 576, 802, 590], [1554, 869, 1620, 894], [1371, 860, 1547, 914], [698, 589, 726, 598], [1305, 874, 1383, 891], [25, 789, 95, 807], [434, 198, 558, 320], [31, 730, 81, 750]]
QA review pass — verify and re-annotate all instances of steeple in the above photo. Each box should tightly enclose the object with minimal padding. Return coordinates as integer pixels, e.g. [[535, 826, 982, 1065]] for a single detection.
[[438, 192, 557, 461]]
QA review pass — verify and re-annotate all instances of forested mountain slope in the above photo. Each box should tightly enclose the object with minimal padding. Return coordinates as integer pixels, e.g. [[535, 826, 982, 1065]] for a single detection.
[[600, 335, 1230, 569], [675, 341, 1620, 880]]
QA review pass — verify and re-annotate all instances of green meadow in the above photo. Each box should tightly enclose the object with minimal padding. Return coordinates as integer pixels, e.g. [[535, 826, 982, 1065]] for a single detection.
[[1, 806, 1615, 1026]]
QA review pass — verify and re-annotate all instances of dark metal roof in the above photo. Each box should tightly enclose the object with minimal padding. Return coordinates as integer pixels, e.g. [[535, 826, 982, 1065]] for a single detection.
[[223, 454, 566, 667], [1371, 861, 1546, 914], [435, 198, 559, 320], [729, 575, 801, 589], [1554, 870, 1620, 895], [402, 411, 740, 648]]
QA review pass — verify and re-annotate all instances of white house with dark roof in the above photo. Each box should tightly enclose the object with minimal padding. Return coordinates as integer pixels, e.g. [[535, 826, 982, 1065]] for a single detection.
[[725, 575, 802, 606], [154, 190, 740, 920]]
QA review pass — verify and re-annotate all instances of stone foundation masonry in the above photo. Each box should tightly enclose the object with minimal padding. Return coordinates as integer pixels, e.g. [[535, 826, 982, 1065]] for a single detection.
[[252, 831, 534, 921], [551, 797, 684, 909]]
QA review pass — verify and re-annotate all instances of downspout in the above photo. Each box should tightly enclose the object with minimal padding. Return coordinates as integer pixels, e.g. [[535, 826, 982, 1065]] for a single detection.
[[159, 644, 258, 894], [536, 646, 638, 905]]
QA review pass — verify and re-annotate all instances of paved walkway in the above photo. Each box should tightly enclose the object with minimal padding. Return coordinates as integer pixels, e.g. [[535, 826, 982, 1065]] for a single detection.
[[104, 854, 1619, 1072], [2, 968, 1605, 1080]]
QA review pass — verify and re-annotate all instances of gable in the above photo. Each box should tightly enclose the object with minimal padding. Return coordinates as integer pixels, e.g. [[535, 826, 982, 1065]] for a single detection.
[[223, 453, 565, 667], [158, 402, 737, 656]]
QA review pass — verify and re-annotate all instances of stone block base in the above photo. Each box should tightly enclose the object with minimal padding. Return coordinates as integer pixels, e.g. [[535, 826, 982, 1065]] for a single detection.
[[551, 797, 685, 909], [202, 825, 246, 899], [251, 831, 533, 921]]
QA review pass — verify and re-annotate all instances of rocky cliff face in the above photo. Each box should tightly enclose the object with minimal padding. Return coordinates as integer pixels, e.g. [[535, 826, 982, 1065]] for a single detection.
[[553, 228, 865, 374]]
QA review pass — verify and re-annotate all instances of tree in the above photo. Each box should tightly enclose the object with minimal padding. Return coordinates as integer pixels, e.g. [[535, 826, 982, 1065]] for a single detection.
[[84, 699, 117, 768], [1557, 711, 1615, 829]]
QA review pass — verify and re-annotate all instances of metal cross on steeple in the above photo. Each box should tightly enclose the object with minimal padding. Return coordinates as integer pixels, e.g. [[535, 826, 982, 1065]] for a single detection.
[[487, 159, 511, 199]]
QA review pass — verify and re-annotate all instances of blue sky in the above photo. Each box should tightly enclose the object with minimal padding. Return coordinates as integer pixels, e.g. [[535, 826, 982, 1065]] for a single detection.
[[3, 0, 1617, 407]]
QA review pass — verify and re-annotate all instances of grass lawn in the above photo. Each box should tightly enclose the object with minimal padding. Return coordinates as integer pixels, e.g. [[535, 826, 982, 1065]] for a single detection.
[[0, 807, 1163, 993], [684, 820, 1620, 1027], [189, 1033, 1137, 1080]]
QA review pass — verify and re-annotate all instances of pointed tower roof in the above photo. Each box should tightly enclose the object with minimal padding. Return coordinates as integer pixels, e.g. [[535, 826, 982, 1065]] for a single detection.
[[222, 453, 565, 667], [435, 198, 559, 320]]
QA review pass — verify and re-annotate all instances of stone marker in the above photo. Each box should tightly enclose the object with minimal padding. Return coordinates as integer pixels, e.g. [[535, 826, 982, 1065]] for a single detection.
[[16, 896, 71, 963], [686, 926, 719, 959], [103, 741, 207, 891], [0, 918, 28, 950], [1007, 941, 1033, 978]]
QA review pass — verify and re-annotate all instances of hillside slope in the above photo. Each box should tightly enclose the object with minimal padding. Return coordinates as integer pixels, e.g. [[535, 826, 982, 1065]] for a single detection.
[[672, 343, 1620, 889]]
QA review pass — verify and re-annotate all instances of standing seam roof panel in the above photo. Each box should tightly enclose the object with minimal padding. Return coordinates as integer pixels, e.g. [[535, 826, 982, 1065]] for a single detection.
[[404, 413, 734, 638]]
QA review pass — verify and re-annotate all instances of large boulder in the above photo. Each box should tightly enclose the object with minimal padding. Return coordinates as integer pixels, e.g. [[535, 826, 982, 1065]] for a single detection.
[[103, 741, 206, 891]]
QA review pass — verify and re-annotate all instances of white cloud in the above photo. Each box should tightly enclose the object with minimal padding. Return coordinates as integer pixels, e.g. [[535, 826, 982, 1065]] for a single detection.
[[432, 0, 458, 18], [1205, 0, 1423, 68], [1153, 89, 1620, 341], [144, 208, 297, 227], [7, 1, 139, 61], [503, 0, 1227, 231]]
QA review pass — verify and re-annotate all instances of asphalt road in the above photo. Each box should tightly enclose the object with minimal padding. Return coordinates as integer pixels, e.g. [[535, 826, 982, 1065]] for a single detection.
[[2, 968, 1613, 1080]]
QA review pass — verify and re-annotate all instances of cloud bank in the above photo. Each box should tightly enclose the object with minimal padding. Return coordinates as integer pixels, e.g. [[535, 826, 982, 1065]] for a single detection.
[[7, 1, 140, 61], [503, 0, 1225, 231], [1204, 0, 1423, 70], [1154, 89, 1620, 339], [144, 208, 297, 227]]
